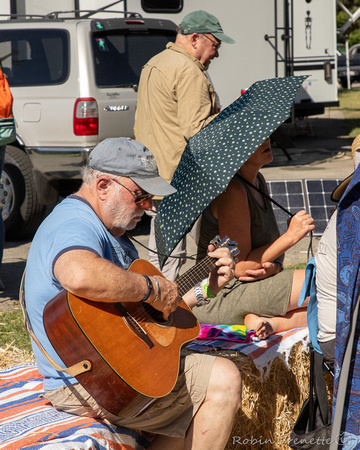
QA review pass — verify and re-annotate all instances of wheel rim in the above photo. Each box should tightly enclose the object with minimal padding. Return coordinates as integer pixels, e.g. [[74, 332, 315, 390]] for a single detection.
[[0, 170, 14, 221]]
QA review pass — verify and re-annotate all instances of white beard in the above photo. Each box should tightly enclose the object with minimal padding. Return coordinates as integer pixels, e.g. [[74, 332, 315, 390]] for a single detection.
[[104, 195, 143, 231]]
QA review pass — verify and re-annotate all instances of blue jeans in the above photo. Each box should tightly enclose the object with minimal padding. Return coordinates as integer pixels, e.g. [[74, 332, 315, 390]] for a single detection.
[[0, 145, 5, 272]]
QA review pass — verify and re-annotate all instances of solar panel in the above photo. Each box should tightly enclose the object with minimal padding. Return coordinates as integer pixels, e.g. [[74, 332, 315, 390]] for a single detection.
[[266, 179, 341, 236], [266, 180, 306, 235]]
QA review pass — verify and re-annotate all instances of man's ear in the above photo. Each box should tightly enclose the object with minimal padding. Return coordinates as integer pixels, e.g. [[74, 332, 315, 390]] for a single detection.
[[191, 33, 200, 48], [97, 177, 111, 200]]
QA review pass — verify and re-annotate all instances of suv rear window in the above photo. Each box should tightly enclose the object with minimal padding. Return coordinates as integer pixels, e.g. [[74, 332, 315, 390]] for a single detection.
[[0, 29, 69, 87], [92, 31, 175, 88]]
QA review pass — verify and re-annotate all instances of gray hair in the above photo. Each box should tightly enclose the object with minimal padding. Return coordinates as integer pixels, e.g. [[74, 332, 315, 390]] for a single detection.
[[81, 166, 125, 186]]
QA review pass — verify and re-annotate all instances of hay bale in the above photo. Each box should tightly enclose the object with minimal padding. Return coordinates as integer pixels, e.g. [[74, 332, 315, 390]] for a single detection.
[[1, 342, 333, 449], [218, 342, 333, 450], [0, 343, 35, 370], [200, 342, 308, 449], [227, 342, 310, 449]]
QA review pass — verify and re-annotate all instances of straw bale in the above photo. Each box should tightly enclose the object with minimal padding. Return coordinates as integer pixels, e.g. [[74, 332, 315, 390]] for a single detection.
[[0, 342, 35, 370], [220, 342, 310, 450], [217, 342, 334, 450]]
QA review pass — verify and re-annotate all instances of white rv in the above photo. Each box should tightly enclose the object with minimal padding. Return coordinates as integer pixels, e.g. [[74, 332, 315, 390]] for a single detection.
[[4, 0, 338, 114], [128, 0, 338, 115]]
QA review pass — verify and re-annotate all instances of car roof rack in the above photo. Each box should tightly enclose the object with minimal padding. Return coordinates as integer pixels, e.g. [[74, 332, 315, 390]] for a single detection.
[[45, 0, 141, 20], [43, 10, 143, 20], [0, 14, 46, 20], [0, 1, 143, 22]]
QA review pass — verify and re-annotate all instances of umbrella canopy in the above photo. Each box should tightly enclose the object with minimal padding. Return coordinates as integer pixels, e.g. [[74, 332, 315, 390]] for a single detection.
[[155, 75, 308, 268]]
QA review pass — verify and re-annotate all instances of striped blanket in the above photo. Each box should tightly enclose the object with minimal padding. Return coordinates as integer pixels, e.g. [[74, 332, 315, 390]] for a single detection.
[[0, 364, 155, 450], [0, 328, 308, 448], [187, 327, 309, 374]]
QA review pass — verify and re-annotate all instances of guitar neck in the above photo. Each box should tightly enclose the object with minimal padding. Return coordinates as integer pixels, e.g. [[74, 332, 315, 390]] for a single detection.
[[176, 256, 217, 297]]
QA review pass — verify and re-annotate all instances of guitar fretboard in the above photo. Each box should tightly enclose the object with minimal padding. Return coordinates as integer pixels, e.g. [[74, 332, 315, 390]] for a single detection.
[[176, 256, 217, 297]]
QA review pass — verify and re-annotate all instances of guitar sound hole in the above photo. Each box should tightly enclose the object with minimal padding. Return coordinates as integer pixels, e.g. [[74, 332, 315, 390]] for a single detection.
[[143, 303, 167, 323]]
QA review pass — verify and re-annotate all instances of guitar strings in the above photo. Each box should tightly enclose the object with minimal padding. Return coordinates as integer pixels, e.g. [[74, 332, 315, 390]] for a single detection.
[[177, 257, 216, 297], [126, 237, 237, 325], [128, 256, 218, 328]]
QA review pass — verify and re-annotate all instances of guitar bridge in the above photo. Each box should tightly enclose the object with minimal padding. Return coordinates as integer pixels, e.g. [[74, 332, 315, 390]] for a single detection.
[[115, 303, 154, 349]]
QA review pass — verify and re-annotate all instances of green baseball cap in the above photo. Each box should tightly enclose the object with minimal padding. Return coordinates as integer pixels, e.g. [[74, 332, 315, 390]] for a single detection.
[[179, 10, 235, 44]]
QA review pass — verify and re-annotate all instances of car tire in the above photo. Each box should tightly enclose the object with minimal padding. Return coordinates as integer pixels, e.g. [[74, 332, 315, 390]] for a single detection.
[[1, 145, 46, 240]]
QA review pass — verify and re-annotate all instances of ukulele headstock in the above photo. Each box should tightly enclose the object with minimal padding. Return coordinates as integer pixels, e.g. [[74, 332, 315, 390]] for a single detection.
[[210, 235, 240, 260]]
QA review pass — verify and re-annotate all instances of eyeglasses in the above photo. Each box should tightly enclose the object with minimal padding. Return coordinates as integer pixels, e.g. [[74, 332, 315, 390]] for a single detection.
[[111, 178, 153, 206], [201, 34, 221, 50]]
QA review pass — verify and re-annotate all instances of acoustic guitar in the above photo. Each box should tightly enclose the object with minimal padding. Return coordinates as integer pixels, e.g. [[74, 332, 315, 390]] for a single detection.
[[43, 236, 239, 417]]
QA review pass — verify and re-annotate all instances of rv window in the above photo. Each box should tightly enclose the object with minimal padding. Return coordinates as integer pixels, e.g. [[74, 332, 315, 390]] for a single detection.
[[0, 29, 69, 87], [141, 0, 183, 13]]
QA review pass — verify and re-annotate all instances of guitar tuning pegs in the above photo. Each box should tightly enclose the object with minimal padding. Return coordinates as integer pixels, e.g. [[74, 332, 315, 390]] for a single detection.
[[210, 235, 221, 246]]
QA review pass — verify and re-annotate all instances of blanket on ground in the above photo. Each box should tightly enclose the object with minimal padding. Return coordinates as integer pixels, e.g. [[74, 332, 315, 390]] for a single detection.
[[0, 328, 309, 449], [0, 364, 155, 450]]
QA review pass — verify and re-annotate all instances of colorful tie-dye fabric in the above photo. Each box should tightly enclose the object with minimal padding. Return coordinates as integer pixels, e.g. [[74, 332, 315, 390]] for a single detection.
[[197, 324, 256, 343]]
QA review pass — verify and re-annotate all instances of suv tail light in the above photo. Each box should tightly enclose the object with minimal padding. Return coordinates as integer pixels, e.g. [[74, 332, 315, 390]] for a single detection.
[[74, 98, 98, 135]]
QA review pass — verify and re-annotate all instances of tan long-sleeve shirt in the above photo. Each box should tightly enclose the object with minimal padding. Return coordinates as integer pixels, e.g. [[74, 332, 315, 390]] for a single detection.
[[134, 42, 217, 185]]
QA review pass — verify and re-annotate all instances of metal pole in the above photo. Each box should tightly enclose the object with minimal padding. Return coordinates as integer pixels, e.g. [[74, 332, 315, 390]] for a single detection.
[[74, 0, 80, 18], [275, 0, 278, 77], [345, 38, 351, 89], [10, 0, 16, 15]]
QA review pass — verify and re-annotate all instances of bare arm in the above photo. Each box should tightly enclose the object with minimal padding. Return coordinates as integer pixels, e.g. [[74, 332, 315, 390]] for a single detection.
[[54, 246, 234, 318], [183, 246, 235, 309], [54, 250, 181, 319], [212, 180, 314, 278]]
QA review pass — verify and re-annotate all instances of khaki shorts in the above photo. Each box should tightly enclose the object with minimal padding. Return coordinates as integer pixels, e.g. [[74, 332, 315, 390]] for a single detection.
[[194, 269, 294, 325], [44, 353, 215, 438]]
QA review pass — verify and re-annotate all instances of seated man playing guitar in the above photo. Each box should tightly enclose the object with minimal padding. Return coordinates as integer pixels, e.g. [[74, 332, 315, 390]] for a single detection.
[[24, 137, 240, 450]]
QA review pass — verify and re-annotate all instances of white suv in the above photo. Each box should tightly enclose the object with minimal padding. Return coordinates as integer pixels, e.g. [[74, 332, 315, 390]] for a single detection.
[[0, 9, 176, 238]]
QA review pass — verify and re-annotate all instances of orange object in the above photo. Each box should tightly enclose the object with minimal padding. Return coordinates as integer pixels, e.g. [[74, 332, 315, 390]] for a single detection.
[[0, 68, 13, 118]]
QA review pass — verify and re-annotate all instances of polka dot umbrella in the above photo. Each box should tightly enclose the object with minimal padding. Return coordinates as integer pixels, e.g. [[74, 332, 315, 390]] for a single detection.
[[155, 75, 308, 268]]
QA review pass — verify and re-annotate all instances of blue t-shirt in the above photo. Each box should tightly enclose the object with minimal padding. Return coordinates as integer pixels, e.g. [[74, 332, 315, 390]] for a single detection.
[[25, 195, 139, 390]]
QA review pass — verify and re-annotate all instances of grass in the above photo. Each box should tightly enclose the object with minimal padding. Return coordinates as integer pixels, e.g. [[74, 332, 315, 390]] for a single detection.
[[335, 87, 360, 137], [285, 262, 307, 271], [0, 309, 32, 352]]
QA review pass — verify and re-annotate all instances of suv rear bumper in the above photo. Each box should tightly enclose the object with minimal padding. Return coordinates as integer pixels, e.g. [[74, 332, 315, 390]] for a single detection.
[[27, 146, 92, 181], [27, 147, 92, 204]]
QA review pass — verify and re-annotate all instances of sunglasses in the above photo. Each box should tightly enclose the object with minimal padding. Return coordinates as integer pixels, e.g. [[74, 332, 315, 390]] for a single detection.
[[111, 178, 153, 206], [201, 34, 221, 50]]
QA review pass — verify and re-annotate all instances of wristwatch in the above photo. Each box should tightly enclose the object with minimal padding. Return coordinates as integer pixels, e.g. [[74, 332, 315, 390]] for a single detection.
[[194, 282, 210, 307]]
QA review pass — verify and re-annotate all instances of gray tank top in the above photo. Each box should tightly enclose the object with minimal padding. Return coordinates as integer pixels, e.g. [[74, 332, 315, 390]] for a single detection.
[[196, 173, 280, 261]]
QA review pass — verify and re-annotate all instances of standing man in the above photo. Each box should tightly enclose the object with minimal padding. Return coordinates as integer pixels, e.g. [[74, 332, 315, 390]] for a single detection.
[[134, 10, 235, 281], [24, 137, 241, 450]]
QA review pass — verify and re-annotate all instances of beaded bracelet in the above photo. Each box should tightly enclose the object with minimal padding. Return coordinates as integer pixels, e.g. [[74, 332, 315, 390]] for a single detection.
[[201, 278, 215, 298], [150, 276, 160, 304], [141, 275, 153, 302]]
